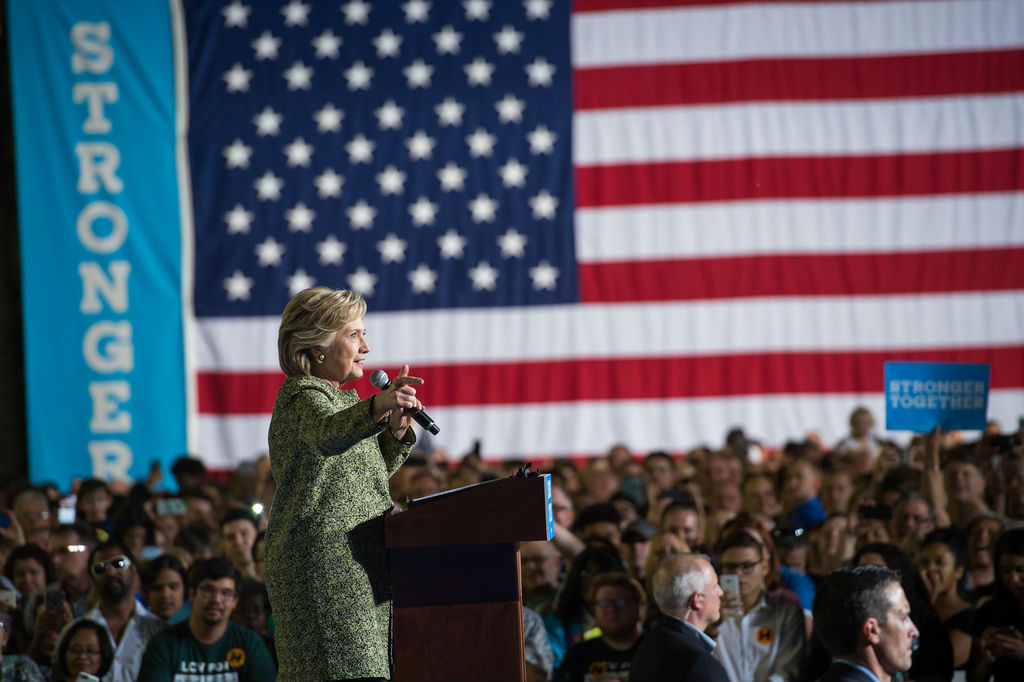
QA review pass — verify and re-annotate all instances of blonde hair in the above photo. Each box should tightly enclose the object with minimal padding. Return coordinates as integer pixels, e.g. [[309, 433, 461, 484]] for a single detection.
[[278, 287, 366, 377]]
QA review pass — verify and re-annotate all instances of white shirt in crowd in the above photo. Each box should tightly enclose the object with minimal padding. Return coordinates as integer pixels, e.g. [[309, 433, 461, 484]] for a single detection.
[[713, 592, 805, 682], [84, 599, 165, 682]]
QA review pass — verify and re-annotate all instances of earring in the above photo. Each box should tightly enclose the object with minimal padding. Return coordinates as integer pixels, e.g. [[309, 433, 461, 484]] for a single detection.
[[317, 354, 325, 363]]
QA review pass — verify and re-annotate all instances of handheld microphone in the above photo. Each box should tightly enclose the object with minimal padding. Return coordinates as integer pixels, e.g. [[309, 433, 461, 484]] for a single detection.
[[370, 369, 440, 435]]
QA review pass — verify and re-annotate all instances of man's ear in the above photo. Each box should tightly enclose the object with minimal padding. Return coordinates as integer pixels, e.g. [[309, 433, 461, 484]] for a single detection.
[[862, 616, 882, 645], [692, 591, 704, 611]]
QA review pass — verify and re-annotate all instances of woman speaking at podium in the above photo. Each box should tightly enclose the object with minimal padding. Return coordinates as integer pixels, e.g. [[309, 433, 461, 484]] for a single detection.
[[264, 286, 424, 680]]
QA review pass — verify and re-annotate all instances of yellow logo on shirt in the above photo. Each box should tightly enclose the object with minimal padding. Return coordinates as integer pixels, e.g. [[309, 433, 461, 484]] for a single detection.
[[227, 648, 246, 668], [756, 627, 774, 644]]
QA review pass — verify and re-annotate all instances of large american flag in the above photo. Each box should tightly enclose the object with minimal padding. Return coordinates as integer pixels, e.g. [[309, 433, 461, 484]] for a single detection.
[[186, 0, 1024, 468]]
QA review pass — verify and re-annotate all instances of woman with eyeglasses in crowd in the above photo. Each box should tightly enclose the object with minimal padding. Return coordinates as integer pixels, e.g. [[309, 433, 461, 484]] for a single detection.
[[52, 619, 113, 682]]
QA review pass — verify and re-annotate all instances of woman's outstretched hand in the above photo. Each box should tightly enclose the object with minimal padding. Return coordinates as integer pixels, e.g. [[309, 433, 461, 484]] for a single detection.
[[372, 364, 424, 437]]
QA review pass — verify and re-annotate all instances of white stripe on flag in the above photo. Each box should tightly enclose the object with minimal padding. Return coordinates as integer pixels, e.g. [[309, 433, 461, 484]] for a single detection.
[[193, 291, 1024, 370], [572, 0, 1024, 67], [573, 95, 1024, 165], [576, 193, 1024, 261]]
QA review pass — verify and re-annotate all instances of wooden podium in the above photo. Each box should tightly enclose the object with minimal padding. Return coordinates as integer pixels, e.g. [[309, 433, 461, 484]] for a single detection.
[[386, 474, 553, 682]]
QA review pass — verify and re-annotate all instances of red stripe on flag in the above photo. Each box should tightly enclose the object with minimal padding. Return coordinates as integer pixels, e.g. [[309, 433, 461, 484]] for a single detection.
[[574, 51, 1024, 109], [197, 346, 1024, 413], [574, 150, 1024, 207], [578, 249, 1024, 303]]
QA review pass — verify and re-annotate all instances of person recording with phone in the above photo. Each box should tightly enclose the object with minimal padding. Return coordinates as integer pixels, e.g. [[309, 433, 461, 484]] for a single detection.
[[969, 527, 1024, 682], [264, 287, 424, 681]]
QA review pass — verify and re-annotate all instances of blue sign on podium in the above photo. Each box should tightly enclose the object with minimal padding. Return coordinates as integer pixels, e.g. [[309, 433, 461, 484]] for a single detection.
[[884, 362, 990, 432]]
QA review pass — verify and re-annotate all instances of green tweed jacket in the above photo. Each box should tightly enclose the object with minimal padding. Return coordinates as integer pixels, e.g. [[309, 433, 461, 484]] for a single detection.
[[264, 375, 413, 680]]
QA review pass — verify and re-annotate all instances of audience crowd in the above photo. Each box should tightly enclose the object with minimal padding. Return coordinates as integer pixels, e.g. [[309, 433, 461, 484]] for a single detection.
[[1, 406, 1022, 682]]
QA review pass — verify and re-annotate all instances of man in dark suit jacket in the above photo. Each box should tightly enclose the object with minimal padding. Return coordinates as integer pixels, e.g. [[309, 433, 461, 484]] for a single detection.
[[630, 554, 729, 682], [813, 565, 920, 682]]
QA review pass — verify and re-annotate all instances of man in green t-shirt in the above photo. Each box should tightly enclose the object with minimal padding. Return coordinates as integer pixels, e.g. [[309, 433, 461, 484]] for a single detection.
[[138, 558, 276, 682]]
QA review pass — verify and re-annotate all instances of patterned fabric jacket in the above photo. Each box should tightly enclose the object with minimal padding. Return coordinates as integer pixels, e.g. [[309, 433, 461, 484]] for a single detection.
[[265, 375, 413, 680]]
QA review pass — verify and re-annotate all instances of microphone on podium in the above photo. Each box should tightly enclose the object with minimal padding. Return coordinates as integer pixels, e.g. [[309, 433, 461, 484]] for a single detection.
[[370, 369, 441, 435]]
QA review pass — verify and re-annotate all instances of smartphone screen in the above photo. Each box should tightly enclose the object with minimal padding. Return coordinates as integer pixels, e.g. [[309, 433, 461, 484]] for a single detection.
[[720, 573, 740, 595]]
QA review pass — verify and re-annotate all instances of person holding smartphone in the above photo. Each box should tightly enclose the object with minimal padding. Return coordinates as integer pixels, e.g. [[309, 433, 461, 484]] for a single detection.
[[969, 528, 1024, 682]]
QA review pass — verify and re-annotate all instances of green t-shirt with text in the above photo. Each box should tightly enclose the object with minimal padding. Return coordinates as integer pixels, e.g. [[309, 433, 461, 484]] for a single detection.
[[138, 620, 276, 682]]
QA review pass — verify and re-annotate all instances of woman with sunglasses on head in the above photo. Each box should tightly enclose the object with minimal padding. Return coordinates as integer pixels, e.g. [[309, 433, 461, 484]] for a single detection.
[[53, 619, 114, 682]]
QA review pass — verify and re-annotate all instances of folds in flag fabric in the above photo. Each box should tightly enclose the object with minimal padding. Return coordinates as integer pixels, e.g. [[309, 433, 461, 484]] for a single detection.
[[8, 0, 1024, 479]]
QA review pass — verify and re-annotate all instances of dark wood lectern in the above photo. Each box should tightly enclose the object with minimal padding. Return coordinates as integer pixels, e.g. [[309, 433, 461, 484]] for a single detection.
[[386, 475, 553, 682]]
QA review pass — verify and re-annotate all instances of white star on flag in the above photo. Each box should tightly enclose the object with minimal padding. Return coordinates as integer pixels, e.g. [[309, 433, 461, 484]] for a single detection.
[[254, 170, 284, 200], [341, 0, 370, 25], [527, 125, 556, 154], [223, 139, 253, 169], [256, 236, 285, 266], [466, 128, 496, 157], [404, 59, 433, 88], [529, 189, 558, 219], [437, 162, 467, 191], [285, 202, 315, 232], [526, 57, 556, 86], [252, 31, 281, 60], [347, 200, 376, 229], [345, 134, 374, 164], [283, 137, 314, 167], [402, 0, 430, 23], [498, 158, 527, 188], [468, 260, 498, 290], [408, 196, 439, 226], [223, 63, 252, 93], [464, 0, 491, 21], [406, 131, 435, 160], [433, 25, 462, 55], [469, 193, 497, 223], [224, 270, 254, 300], [312, 30, 341, 59], [314, 104, 343, 133], [373, 28, 402, 58], [375, 100, 404, 130], [498, 228, 527, 257], [377, 233, 408, 263], [435, 97, 465, 126], [254, 107, 283, 136], [281, 1, 310, 27], [524, 0, 553, 21], [465, 57, 495, 86], [529, 260, 559, 290], [496, 94, 525, 123], [347, 267, 378, 296], [224, 204, 254, 234], [316, 235, 347, 265], [314, 168, 344, 198], [284, 61, 313, 90], [409, 263, 438, 294], [437, 229, 467, 259], [494, 25, 524, 54], [344, 61, 373, 90], [287, 268, 316, 296], [377, 165, 407, 195], [221, 1, 250, 29]]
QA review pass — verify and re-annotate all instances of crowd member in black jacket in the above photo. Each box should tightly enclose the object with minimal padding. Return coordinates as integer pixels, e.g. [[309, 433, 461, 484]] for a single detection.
[[630, 553, 728, 682]]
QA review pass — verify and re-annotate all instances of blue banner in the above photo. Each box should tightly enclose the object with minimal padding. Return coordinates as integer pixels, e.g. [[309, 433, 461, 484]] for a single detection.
[[8, 0, 187, 486], [884, 362, 990, 432]]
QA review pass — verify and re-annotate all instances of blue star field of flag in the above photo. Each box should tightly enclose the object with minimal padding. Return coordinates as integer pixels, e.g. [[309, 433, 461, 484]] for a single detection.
[[185, 0, 577, 316]]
